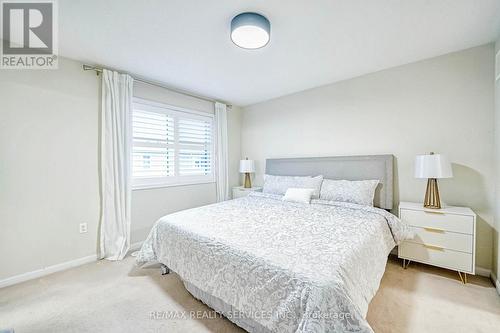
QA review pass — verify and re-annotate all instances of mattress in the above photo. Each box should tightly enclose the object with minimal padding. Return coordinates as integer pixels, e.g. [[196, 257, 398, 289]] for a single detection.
[[137, 192, 410, 332]]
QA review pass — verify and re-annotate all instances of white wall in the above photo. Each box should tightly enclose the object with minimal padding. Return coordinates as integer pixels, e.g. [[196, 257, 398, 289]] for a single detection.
[[0, 57, 242, 281], [242, 44, 495, 270], [0, 58, 100, 280]]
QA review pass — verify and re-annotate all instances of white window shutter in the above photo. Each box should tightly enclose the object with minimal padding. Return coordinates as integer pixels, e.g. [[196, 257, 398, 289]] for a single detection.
[[131, 98, 215, 189]]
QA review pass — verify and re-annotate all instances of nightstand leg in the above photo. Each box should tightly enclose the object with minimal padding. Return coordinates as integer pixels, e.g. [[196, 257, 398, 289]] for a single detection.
[[458, 271, 467, 284], [402, 259, 411, 269]]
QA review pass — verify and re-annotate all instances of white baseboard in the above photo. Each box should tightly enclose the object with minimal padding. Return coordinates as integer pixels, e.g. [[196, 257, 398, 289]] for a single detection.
[[128, 241, 144, 256], [0, 242, 144, 289], [129, 241, 143, 252], [491, 271, 500, 296], [0, 254, 97, 289], [475, 266, 491, 277], [476, 267, 500, 296]]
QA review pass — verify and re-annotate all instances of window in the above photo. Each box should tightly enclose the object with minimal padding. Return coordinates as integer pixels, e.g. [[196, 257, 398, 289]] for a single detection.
[[132, 98, 215, 189]]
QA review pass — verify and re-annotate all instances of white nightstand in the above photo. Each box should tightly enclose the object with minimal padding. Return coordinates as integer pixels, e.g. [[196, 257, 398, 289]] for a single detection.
[[398, 201, 476, 284], [232, 186, 263, 199]]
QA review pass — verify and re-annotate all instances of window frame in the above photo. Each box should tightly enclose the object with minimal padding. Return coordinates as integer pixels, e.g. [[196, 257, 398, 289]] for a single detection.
[[132, 97, 216, 190]]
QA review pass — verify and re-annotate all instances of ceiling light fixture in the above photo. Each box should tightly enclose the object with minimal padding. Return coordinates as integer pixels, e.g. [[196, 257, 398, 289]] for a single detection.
[[231, 12, 270, 49]]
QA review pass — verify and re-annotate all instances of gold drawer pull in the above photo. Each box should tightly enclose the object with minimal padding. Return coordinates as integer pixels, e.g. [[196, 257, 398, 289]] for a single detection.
[[423, 210, 445, 215], [423, 227, 445, 233], [423, 244, 444, 251]]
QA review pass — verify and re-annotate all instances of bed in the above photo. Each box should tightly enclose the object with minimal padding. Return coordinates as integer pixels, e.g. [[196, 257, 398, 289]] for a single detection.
[[136, 155, 410, 332]]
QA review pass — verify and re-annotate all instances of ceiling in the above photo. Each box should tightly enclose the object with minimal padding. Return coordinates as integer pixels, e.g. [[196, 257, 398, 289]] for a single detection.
[[59, 0, 500, 106]]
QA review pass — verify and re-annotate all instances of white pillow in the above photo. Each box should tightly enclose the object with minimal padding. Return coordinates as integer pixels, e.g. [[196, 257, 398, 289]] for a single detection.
[[263, 175, 324, 198], [319, 179, 379, 206], [282, 188, 315, 204]]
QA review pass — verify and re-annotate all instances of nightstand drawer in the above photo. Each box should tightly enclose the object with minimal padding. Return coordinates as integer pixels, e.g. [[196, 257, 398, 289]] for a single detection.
[[400, 209, 473, 234], [409, 226, 473, 253], [399, 241, 473, 273]]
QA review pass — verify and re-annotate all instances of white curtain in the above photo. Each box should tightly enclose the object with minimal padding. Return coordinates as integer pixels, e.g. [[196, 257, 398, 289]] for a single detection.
[[99, 69, 134, 260], [215, 102, 229, 202]]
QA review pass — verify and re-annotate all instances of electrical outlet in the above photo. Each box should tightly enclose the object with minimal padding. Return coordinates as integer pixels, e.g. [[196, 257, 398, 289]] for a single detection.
[[79, 223, 88, 234]]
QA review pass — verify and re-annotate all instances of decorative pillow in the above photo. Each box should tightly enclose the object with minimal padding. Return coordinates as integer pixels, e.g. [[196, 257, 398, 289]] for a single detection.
[[319, 179, 379, 206], [263, 175, 324, 198], [282, 188, 315, 204]]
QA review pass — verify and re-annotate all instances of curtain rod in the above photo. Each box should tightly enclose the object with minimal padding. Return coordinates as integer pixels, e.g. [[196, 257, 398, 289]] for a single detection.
[[82, 64, 232, 108]]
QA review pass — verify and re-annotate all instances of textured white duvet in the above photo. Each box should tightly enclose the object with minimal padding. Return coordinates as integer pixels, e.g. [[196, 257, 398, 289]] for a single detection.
[[137, 192, 410, 332]]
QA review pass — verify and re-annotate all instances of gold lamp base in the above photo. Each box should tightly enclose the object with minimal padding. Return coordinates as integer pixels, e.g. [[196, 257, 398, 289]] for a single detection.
[[424, 178, 441, 209], [244, 173, 252, 188]]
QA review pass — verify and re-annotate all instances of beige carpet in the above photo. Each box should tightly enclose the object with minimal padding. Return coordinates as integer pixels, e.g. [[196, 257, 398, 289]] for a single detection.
[[1, 256, 499, 333]]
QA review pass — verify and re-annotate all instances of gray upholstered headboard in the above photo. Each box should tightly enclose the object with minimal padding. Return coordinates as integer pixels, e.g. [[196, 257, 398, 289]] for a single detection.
[[265, 155, 394, 209]]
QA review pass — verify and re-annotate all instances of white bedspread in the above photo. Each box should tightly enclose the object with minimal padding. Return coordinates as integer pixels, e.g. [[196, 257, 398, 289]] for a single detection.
[[137, 193, 410, 332]]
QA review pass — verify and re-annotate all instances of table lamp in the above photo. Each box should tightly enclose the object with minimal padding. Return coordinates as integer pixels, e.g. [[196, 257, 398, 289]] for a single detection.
[[239, 158, 255, 188], [414, 152, 453, 209]]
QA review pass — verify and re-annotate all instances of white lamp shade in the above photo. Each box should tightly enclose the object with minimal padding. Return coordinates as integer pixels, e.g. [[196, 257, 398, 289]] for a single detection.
[[239, 159, 255, 173], [414, 154, 453, 179]]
